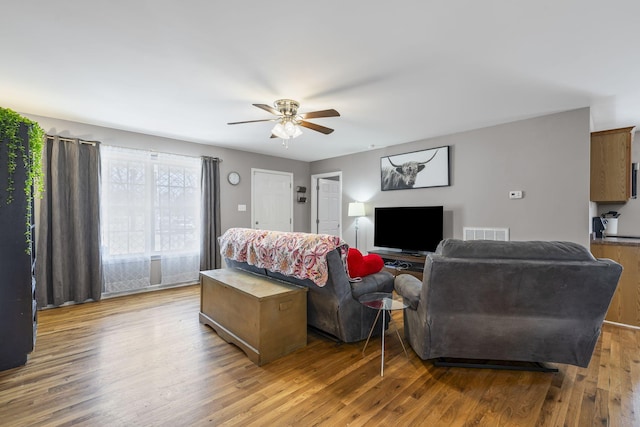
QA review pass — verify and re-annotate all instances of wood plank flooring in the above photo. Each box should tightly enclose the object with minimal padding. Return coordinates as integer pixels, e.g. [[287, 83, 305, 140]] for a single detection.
[[1, 284, 639, 426]]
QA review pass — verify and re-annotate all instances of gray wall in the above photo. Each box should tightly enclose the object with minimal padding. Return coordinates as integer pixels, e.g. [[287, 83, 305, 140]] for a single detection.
[[311, 108, 592, 250], [596, 130, 640, 236], [26, 107, 592, 251], [25, 113, 311, 234]]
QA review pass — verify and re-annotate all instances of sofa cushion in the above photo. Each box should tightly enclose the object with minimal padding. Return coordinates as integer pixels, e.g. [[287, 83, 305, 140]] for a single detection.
[[347, 248, 384, 278], [436, 239, 596, 262]]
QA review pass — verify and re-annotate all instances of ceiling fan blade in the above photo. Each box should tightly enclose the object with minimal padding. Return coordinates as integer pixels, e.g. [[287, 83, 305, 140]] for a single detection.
[[253, 103, 282, 116], [299, 120, 335, 135], [300, 109, 340, 119], [227, 118, 276, 125]]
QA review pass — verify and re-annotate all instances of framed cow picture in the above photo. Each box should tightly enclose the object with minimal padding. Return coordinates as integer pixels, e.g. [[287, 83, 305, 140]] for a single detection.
[[380, 145, 450, 191]]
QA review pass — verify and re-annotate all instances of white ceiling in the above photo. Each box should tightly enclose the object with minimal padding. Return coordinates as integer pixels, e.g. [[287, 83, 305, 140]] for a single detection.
[[2, 1, 639, 162]]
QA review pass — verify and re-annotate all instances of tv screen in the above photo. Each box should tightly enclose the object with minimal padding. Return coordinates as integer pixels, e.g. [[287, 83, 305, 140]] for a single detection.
[[374, 206, 443, 253]]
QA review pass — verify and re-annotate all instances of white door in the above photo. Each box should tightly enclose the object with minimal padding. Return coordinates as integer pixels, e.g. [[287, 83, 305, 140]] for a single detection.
[[311, 172, 342, 237], [317, 178, 340, 236], [252, 169, 293, 231]]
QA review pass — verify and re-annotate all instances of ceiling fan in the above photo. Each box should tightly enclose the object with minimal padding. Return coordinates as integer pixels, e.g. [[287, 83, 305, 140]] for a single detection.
[[227, 99, 340, 140]]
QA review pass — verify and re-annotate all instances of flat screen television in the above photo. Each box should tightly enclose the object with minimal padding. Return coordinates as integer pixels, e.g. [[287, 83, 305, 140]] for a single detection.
[[374, 206, 443, 253]]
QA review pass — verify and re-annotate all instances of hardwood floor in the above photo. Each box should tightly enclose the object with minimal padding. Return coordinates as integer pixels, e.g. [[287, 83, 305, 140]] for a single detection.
[[1, 284, 639, 426]]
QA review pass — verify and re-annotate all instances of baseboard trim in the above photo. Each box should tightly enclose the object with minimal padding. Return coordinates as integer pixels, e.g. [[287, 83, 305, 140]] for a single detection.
[[102, 281, 198, 299]]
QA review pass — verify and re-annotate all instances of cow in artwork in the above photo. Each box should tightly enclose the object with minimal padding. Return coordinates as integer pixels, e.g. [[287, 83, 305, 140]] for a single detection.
[[381, 149, 439, 190]]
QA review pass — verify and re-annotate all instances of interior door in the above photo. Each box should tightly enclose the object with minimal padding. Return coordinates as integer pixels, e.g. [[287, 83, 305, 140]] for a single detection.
[[317, 178, 340, 236], [252, 169, 293, 231]]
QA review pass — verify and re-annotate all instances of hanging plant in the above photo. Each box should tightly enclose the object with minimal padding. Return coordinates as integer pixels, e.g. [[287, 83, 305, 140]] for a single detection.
[[0, 107, 45, 253]]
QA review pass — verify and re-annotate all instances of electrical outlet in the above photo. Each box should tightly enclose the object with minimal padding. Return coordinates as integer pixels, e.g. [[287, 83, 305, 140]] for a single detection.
[[509, 190, 523, 199]]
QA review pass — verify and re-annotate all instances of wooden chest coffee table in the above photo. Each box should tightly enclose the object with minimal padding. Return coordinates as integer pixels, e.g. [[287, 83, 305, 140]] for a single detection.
[[199, 268, 308, 366]]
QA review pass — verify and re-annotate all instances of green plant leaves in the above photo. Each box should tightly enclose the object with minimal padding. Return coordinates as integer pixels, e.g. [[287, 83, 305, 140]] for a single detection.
[[0, 107, 45, 253]]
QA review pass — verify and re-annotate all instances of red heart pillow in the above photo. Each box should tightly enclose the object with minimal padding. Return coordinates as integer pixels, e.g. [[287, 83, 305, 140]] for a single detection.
[[347, 248, 384, 278]]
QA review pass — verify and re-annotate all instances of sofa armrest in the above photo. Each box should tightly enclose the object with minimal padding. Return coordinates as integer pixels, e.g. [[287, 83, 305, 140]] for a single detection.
[[350, 271, 394, 299], [394, 274, 422, 309]]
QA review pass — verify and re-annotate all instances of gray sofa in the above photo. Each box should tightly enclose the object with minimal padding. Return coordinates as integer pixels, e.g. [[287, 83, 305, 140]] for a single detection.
[[224, 247, 394, 343], [394, 239, 622, 368]]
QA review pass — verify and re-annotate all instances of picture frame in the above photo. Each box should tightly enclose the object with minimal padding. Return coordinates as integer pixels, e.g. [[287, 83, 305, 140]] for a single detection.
[[380, 145, 450, 191]]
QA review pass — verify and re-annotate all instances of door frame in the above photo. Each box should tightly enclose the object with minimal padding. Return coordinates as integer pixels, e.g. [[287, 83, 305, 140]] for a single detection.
[[311, 171, 343, 237], [251, 168, 294, 231]]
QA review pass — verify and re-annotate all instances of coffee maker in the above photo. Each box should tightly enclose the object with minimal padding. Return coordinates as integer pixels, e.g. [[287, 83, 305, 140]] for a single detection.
[[592, 216, 606, 238]]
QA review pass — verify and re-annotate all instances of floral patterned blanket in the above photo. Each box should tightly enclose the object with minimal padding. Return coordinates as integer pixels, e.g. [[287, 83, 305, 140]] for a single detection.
[[218, 228, 347, 286]]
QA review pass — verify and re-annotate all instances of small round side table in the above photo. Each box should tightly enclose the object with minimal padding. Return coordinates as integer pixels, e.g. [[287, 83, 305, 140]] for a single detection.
[[359, 292, 409, 376]]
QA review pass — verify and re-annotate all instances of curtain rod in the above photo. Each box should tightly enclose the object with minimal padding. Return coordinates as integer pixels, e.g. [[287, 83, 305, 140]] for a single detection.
[[202, 155, 222, 162], [118, 146, 222, 162], [45, 135, 222, 161], [46, 135, 98, 146]]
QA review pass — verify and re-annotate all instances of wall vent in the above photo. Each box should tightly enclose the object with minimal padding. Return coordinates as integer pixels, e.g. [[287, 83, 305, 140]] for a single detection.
[[463, 227, 510, 242]]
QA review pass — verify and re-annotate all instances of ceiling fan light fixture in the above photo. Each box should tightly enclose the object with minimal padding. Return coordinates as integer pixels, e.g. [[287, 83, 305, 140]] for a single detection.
[[272, 119, 303, 139], [272, 122, 289, 139], [288, 122, 303, 138], [284, 120, 296, 135]]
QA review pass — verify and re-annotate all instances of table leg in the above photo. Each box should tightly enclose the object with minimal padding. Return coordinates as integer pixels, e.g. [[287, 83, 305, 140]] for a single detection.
[[362, 308, 382, 357], [389, 315, 408, 358], [381, 309, 385, 376]]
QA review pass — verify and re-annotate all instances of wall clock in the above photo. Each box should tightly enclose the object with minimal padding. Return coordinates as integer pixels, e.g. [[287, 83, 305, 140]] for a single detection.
[[227, 171, 240, 185]]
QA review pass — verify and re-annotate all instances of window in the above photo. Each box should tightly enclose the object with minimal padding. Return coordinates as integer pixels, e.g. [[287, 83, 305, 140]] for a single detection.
[[100, 146, 201, 293]]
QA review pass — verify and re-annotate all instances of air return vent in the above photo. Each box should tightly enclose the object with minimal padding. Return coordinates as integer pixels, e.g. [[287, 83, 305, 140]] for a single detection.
[[463, 227, 510, 241]]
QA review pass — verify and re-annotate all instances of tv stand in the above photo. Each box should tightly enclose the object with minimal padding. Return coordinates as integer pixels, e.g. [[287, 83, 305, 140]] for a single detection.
[[368, 250, 426, 281], [400, 251, 422, 257]]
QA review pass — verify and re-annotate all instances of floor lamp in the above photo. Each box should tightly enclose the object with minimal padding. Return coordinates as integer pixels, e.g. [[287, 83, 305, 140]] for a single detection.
[[348, 202, 365, 249]]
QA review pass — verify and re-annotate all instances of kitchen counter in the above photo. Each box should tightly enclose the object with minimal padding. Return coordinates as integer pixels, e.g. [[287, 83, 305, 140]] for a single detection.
[[591, 237, 640, 247]]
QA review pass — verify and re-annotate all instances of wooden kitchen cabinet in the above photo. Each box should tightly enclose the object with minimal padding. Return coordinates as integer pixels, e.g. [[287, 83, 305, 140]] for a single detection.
[[591, 241, 640, 327], [590, 126, 635, 203]]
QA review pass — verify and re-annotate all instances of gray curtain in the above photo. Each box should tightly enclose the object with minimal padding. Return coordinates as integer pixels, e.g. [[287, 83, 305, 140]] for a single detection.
[[200, 156, 221, 270], [36, 136, 102, 308]]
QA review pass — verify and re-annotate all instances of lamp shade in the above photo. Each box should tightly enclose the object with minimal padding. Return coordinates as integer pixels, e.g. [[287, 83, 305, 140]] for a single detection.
[[272, 120, 303, 140], [348, 202, 365, 217], [272, 122, 289, 139], [290, 125, 303, 138]]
